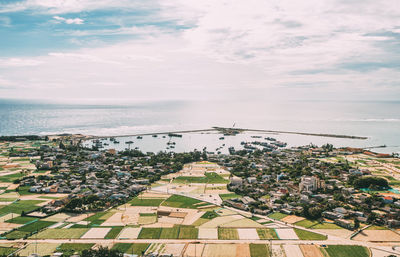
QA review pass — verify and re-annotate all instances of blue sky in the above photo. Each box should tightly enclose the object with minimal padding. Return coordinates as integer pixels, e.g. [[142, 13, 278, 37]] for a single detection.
[[0, 0, 399, 102]]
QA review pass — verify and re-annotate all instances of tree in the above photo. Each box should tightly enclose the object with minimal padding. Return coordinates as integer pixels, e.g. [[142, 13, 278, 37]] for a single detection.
[[81, 246, 122, 257], [354, 218, 360, 230]]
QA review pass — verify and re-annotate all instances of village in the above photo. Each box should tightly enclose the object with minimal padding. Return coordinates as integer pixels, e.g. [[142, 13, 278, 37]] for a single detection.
[[0, 134, 399, 256]]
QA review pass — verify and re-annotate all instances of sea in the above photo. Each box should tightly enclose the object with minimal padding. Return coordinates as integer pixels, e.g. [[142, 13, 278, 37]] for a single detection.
[[0, 99, 399, 154]]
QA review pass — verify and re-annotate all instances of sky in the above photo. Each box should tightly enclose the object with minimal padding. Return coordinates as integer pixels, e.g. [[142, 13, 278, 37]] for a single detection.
[[0, 0, 399, 103]]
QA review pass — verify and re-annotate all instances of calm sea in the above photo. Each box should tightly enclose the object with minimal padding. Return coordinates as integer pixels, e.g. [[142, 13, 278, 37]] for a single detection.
[[0, 99, 399, 154]]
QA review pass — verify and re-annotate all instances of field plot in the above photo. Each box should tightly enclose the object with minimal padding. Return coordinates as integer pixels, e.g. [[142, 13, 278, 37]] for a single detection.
[[314, 229, 352, 238], [43, 213, 73, 222], [271, 245, 285, 257], [163, 244, 185, 256], [138, 227, 162, 239], [249, 244, 269, 257], [238, 228, 259, 240], [283, 245, 303, 257], [178, 226, 198, 239], [0, 213, 20, 223], [281, 215, 305, 224], [294, 229, 326, 240], [57, 243, 94, 256], [218, 228, 239, 240], [161, 195, 203, 209], [159, 226, 179, 239], [129, 197, 165, 207], [112, 243, 149, 255], [18, 243, 60, 257], [256, 228, 278, 240], [118, 227, 141, 239], [184, 243, 205, 257], [322, 245, 369, 257], [268, 213, 288, 220], [353, 229, 400, 242], [200, 215, 243, 228], [275, 228, 298, 239], [198, 228, 218, 239], [5, 216, 36, 224], [236, 244, 251, 257], [33, 228, 89, 239], [104, 226, 123, 239], [81, 227, 111, 239], [299, 245, 324, 257], [203, 244, 237, 257], [222, 217, 264, 228], [138, 213, 157, 225]]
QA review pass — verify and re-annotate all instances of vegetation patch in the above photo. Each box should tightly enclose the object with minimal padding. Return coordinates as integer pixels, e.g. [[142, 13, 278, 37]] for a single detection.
[[159, 227, 179, 239], [268, 212, 288, 220], [6, 216, 37, 224], [129, 197, 165, 207], [219, 193, 241, 200], [138, 227, 161, 239], [294, 228, 327, 240], [162, 195, 203, 209], [19, 220, 56, 232], [0, 200, 43, 215], [174, 172, 228, 184], [256, 228, 279, 239], [323, 245, 369, 257], [201, 211, 218, 219], [0, 246, 18, 256], [4, 230, 30, 240], [104, 226, 123, 239], [33, 228, 89, 239], [218, 228, 239, 240], [249, 244, 270, 257], [178, 226, 198, 239], [57, 243, 94, 256]]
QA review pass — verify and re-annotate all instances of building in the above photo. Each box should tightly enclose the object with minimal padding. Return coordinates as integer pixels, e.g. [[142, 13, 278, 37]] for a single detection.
[[299, 176, 324, 192]]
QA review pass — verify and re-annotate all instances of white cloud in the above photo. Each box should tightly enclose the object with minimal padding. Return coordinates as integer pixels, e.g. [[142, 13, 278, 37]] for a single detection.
[[0, 58, 43, 67], [53, 15, 84, 24]]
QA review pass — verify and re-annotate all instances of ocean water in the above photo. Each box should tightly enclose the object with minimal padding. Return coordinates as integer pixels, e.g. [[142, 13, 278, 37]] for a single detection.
[[0, 99, 399, 154]]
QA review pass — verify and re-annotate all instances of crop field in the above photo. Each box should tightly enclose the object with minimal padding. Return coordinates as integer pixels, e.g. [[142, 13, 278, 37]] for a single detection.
[[0, 246, 18, 256], [161, 195, 203, 209], [203, 244, 237, 257], [173, 172, 228, 184], [238, 228, 259, 240], [112, 243, 149, 255], [268, 212, 288, 220], [57, 243, 94, 256], [178, 226, 198, 239], [18, 243, 60, 257], [33, 228, 89, 239], [104, 226, 123, 239], [43, 213, 73, 222], [249, 244, 270, 257], [219, 193, 241, 200], [218, 228, 239, 240], [0, 200, 43, 215], [281, 215, 305, 224], [275, 228, 299, 240], [159, 226, 179, 239], [322, 245, 369, 257], [294, 219, 319, 228], [5, 216, 37, 224], [138, 213, 157, 225], [222, 217, 264, 228], [283, 245, 303, 257], [5, 230, 29, 240], [256, 228, 278, 239], [129, 197, 165, 207], [138, 227, 162, 239], [294, 228, 326, 240], [18, 220, 56, 232], [311, 223, 342, 229]]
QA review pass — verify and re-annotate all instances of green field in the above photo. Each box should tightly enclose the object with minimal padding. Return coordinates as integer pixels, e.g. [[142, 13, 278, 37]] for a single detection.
[[138, 228, 162, 239], [161, 195, 203, 209], [294, 219, 319, 228], [6, 216, 37, 224], [0, 173, 25, 183], [366, 225, 388, 230], [178, 226, 198, 239], [19, 220, 56, 232], [218, 228, 239, 240], [311, 223, 342, 229], [323, 245, 369, 257], [173, 172, 228, 184], [256, 228, 279, 239], [268, 212, 288, 220], [104, 226, 123, 239], [57, 243, 94, 256], [249, 244, 270, 257], [0, 246, 17, 256], [129, 197, 165, 207], [33, 228, 89, 239], [112, 243, 149, 255], [16, 186, 36, 196], [159, 227, 179, 239], [294, 228, 327, 240], [201, 211, 218, 219], [219, 193, 241, 200], [5, 230, 30, 240], [0, 200, 43, 215]]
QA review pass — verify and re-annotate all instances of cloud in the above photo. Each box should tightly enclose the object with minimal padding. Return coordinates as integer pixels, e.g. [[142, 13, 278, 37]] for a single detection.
[[0, 58, 43, 67], [53, 15, 84, 24]]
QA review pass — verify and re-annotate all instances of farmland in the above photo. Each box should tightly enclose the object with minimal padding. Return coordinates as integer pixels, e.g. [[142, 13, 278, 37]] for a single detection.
[[322, 245, 369, 257]]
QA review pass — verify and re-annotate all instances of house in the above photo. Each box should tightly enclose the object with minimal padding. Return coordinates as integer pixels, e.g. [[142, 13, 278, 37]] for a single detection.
[[230, 177, 243, 186], [299, 176, 324, 192], [322, 211, 343, 220], [335, 219, 354, 229]]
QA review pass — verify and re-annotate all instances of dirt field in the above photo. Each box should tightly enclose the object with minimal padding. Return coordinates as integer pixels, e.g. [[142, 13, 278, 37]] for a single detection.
[[118, 227, 142, 239], [283, 245, 304, 257], [0, 213, 19, 223], [281, 215, 305, 224], [43, 213, 73, 222], [222, 218, 264, 228], [81, 227, 111, 239], [271, 245, 286, 257], [203, 244, 237, 257], [236, 244, 250, 257], [0, 222, 21, 231], [163, 244, 185, 256], [66, 213, 94, 223], [314, 229, 352, 239], [200, 215, 243, 228], [353, 230, 400, 242], [275, 228, 299, 239], [18, 243, 60, 256], [198, 228, 218, 239], [237, 229, 259, 240], [184, 243, 205, 257], [300, 245, 324, 257]]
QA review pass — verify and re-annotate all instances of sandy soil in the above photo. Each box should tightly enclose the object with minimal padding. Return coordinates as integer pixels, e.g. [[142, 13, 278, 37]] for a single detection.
[[43, 213, 73, 222], [237, 228, 259, 240], [118, 227, 142, 239], [236, 244, 250, 257], [182, 211, 205, 225], [203, 244, 237, 257], [198, 228, 218, 239], [200, 215, 243, 228], [300, 245, 324, 257], [0, 222, 21, 231], [184, 243, 205, 257], [222, 218, 264, 228], [281, 215, 305, 224], [314, 229, 353, 239], [353, 230, 400, 242], [158, 216, 183, 225], [163, 244, 185, 257], [81, 227, 111, 239], [272, 245, 286, 257], [66, 213, 94, 223], [275, 228, 299, 240], [284, 245, 304, 257], [140, 192, 170, 198]]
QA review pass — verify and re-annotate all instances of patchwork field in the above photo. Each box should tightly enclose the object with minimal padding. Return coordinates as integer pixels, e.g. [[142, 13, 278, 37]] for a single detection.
[[33, 228, 89, 239], [218, 228, 239, 240], [256, 228, 279, 240], [322, 245, 369, 257]]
